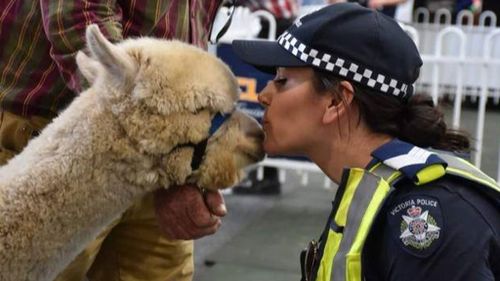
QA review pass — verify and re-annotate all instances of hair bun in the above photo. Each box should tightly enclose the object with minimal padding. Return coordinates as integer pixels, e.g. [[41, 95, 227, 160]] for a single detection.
[[399, 94, 446, 148]]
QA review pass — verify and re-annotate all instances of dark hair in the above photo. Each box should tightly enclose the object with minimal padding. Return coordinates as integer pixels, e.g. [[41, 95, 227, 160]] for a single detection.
[[312, 70, 471, 152]]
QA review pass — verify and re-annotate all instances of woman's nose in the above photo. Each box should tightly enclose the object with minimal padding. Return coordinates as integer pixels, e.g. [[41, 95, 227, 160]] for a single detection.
[[257, 83, 272, 107]]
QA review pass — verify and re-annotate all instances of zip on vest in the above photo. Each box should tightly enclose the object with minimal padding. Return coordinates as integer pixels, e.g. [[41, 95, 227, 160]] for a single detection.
[[307, 139, 500, 281]]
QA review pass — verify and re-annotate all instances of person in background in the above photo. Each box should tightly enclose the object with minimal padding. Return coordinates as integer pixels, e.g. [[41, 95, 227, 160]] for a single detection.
[[346, 0, 409, 18], [303, 0, 329, 4], [455, 0, 482, 15], [304, 0, 412, 20], [233, 3, 499, 280], [246, 0, 300, 37], [327, 0, 347, 4], [366, 0, 409, 17], [461, 0, 500, 26], [0, 1, 230, 280]]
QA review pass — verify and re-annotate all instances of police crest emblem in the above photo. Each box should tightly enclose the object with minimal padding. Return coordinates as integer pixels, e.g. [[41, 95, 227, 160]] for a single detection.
[[400, 205, 441, 249], [388, 195, 443, 257]]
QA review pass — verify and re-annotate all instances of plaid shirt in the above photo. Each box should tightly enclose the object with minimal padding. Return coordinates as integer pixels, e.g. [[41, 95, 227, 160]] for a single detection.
[[0, 0, 222, 118], [246, 0, 299, 19]]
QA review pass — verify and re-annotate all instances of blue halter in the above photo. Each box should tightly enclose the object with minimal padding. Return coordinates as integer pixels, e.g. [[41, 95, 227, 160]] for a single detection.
[[190, 111, 233, 171], [209, 112, 232, 136]]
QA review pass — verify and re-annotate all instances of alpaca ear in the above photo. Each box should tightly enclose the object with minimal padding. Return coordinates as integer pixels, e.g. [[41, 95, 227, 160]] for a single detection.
[[75, 51, 100, 83], [85, 24, 135, 81]]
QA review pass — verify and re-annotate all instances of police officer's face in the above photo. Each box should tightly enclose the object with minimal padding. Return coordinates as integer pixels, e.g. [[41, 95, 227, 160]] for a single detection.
[[258, 67, 328, 156]]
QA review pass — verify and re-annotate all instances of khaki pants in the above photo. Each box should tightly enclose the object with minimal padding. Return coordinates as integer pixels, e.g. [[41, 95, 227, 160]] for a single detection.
[[0, 110, 194, 281]]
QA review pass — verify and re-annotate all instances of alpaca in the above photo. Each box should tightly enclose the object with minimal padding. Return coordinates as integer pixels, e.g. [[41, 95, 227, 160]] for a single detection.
[[0, 25, 264, 281]]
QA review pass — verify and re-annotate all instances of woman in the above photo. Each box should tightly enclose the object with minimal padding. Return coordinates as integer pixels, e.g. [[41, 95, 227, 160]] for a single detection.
[[233, 3, 499, 281]]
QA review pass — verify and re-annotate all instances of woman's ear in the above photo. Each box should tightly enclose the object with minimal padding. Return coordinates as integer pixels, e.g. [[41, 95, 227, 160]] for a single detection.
[[322, 81, 355, 124]]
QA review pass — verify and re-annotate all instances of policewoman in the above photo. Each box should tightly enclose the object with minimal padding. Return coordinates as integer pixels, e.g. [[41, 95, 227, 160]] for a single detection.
[[232, 3, 500, 281]]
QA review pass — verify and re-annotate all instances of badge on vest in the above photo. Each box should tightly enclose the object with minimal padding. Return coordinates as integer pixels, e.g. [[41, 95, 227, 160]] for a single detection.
[[388, 195, 443, 257]]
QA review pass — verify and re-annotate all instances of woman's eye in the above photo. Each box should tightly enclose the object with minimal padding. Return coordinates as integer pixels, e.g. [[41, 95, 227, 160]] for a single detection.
[[273, 77, 287, 85]]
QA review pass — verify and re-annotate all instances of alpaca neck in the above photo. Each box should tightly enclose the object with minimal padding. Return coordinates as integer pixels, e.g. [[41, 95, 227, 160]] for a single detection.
[[0, 90, 158, 281]]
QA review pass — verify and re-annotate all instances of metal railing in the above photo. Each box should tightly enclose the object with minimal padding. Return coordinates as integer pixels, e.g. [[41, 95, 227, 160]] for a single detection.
[[408, 9, 499, 178]]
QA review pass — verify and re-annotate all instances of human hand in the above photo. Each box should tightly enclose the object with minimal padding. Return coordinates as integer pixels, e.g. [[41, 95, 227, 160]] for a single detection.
[[154, 185, 227, 240]]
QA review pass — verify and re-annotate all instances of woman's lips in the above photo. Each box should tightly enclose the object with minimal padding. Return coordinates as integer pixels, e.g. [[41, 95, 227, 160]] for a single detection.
[[262, 113, 269, 130], [262, 120, 269, 130], [262, 114, 269, 125]]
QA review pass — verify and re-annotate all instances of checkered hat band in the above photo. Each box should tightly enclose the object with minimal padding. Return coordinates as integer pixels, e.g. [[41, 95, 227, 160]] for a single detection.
[[278, 31, 409, 99]]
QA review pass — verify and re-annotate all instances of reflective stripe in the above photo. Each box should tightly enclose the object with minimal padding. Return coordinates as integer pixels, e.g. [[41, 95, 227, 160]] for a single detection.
[[439, 154, 500, 192], [316, 230, 342, 281], [331, 170, 381, 281], [447, 167, 500, 192], [369, 163, 401, 184], [346, 253, 361, 281], [346, 178, 391, 280], [334, 170, 365, 227], [349, 179, 391, 254], [316, 169, 365, 281]]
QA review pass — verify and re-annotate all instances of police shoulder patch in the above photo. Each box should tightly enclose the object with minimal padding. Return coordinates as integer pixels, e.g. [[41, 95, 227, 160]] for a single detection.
[[387, 194, 443, 257]]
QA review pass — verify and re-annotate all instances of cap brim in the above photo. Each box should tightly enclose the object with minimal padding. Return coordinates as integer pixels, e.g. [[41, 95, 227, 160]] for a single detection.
[[232, 39, 308, 74]]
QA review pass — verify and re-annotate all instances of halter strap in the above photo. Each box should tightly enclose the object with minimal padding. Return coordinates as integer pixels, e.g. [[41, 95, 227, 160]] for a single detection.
[[190, 112, 233, 171]]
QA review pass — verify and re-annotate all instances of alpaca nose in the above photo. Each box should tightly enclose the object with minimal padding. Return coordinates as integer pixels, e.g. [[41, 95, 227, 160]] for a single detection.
[[246, 124, 264, 142], [244, 117, 264, 141], [235, 110, 264, 142]]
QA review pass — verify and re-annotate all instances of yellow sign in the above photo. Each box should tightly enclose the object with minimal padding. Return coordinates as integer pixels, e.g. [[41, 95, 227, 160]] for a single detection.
[[237, 77, 259, 102]]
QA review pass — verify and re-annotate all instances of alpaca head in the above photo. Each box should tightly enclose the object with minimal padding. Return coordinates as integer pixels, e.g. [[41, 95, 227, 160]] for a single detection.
[[76, 25, 264, 190]]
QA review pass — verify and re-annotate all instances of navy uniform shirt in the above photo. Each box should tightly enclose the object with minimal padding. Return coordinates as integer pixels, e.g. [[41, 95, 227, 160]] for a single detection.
[[362, 176, 500, 280]]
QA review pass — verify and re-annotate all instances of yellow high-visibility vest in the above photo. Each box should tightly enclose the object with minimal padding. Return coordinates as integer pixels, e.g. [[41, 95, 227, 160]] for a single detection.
[[312, 146, 499, 281]]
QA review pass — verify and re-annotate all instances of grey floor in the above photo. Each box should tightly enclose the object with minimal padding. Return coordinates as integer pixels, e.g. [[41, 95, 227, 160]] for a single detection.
[[193, 105, 499, 281], [194, 174, 335, 281]]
